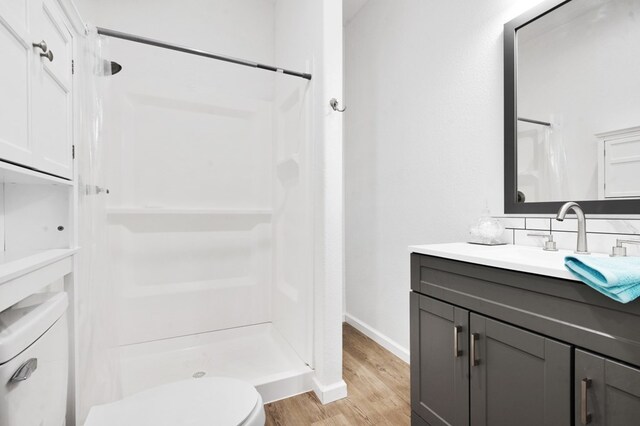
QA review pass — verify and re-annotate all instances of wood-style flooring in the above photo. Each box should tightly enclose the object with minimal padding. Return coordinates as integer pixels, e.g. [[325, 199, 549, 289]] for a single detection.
[[265, 323, 410, 425]]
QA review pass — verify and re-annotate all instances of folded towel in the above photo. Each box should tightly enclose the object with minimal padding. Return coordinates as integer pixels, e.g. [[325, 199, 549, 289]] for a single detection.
[[565, 255, 640, 303]]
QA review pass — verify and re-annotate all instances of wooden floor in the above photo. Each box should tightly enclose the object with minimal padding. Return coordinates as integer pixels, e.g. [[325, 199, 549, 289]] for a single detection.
[[265, 324, 410, 425]]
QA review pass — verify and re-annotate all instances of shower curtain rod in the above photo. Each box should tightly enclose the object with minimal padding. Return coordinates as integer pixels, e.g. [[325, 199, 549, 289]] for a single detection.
[[518, 117, 551, 127], [96, 27, 312, 81]]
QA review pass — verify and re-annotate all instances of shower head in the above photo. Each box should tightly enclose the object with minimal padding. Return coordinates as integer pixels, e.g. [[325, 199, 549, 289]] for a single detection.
[[109, 61, 122, 75]]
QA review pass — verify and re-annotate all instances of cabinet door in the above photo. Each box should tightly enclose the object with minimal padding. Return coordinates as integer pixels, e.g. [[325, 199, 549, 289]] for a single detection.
[[29, 0, 73, 178], [0, 1, 33, 166], [469, 313, 570, 426], [411, 293, 469, 426], [575, 349, 640, 426]]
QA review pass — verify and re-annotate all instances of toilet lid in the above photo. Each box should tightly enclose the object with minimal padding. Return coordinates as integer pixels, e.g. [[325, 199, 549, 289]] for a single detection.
[[85, 377, 260, 426]]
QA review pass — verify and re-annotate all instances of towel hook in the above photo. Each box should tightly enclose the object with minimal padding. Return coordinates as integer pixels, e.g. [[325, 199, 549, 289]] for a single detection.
[[329, 98, 346, 112]]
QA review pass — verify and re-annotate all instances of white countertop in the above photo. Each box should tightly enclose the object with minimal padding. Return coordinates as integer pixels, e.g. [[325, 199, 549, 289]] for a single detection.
[[409, 243, 608, 281]]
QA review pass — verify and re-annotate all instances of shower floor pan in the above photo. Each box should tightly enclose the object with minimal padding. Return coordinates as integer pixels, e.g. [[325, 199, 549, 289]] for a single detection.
[[118, 323, 313, 403]]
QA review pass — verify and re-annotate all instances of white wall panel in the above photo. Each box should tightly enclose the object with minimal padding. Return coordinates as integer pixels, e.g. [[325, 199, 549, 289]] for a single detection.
[[77, 0, 278, 345]]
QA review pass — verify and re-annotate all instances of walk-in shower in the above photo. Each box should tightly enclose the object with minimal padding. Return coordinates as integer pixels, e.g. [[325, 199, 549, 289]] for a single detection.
[[102, 35, 314, 400], [76, 1, 345, 419]]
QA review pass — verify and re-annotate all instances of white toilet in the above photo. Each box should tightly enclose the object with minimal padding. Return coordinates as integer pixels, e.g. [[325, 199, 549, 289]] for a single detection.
[[0, 292, 69, 426], [84, 376, 266, 426], [0, 288, 264, 426]]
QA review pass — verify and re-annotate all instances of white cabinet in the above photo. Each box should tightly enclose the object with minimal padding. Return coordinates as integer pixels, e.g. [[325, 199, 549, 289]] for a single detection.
[[597, 126, 640, 200], [0, 1, 32, 167], [0, 0, 73, 179]]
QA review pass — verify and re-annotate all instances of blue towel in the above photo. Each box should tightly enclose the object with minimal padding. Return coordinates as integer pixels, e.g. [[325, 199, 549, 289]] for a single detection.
[[565, 255, 640, 303]]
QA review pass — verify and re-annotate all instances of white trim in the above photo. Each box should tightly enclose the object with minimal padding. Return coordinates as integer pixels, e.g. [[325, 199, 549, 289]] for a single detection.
[[312, 377, 347, 404], [595, 125, 640, 140], [344, 313, 410, 364], [56, 0, 85, 35]]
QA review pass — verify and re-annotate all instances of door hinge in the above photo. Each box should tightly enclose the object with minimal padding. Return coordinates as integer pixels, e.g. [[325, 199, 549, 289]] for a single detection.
[[72, 145, 75, 159], [71, 60, 75, 75]]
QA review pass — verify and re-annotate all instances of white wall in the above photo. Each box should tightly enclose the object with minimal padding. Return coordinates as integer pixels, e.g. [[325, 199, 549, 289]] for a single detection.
[[344, 0, 547, 358]]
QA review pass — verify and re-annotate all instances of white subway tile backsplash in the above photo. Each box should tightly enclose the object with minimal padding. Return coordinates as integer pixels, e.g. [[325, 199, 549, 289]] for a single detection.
[[499, 228, 515, 244], [497, 215, 640, 256], [514, 230, 546, 248], [583, 233, 640, 256], [514, 229, 640, 256], [497, 217, 525, 229], [525, 218, 551, 231], [552, 218, 640, 235]]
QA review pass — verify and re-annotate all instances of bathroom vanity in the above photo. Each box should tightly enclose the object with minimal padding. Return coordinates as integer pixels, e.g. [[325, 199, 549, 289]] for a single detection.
[[409, 243, 640, 426]]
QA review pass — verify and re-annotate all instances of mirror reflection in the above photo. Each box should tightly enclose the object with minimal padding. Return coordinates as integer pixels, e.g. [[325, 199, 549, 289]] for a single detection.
[[516, 0, 640, 203]]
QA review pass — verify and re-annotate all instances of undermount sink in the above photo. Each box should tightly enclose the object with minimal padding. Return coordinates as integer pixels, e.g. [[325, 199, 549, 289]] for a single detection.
[[409, 243, 608, 281]]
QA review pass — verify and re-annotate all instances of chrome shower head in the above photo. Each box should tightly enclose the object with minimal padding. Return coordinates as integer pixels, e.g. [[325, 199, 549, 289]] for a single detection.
[[109, 61, 122, 75]]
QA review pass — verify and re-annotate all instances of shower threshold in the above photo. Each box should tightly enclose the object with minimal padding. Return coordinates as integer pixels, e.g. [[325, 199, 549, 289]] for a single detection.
[[118, 323, 314, 403]]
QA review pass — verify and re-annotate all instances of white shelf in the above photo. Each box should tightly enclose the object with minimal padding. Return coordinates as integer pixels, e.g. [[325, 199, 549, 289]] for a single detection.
[[0, 249, 77, 285], [0, 160, 73, 186], [106, 207, 272, 216], [0, 248, 78, 312]]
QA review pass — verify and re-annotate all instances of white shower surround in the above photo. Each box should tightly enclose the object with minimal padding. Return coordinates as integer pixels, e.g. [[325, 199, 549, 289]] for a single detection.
[[75, 0, 345, 410]]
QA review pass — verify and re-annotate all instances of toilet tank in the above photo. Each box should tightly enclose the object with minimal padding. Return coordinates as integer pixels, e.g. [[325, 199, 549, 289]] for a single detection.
[[0, 292, 69, 426]]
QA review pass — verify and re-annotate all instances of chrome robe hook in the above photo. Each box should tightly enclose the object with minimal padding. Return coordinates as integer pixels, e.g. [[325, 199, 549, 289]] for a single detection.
[[329, 98, 346, 112]]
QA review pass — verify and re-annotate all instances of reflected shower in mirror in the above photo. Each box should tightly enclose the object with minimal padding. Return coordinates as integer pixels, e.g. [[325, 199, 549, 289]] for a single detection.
[[515, 0, 640, 203]]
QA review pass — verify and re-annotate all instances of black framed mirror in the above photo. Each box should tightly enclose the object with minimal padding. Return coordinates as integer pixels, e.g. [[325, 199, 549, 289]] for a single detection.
[[504, 0, 640, 214]]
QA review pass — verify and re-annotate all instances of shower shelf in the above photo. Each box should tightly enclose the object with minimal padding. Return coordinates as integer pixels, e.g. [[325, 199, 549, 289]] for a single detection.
[[106, 208, 272, 216], [0, 160, 73, 186]]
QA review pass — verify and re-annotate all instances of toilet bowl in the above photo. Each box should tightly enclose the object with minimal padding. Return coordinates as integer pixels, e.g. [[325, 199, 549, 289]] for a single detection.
[[84, 377, 265, 426]]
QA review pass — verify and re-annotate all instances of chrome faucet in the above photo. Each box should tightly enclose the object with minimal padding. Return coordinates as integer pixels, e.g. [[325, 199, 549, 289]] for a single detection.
[[556, 202, 589, 254]]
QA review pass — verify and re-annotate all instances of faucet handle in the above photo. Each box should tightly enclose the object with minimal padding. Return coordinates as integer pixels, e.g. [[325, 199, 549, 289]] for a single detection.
[[527, 233, 558, 252], [610, 238, 640, 257]]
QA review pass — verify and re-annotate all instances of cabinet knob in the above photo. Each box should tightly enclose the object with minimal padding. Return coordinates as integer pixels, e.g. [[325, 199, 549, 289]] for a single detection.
[[32, 40, 48, 52], [40, 50, 54, 62]]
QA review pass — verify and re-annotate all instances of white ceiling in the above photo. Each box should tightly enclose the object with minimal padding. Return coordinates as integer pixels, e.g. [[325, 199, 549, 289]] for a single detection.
[[343, 0, 370, 25]]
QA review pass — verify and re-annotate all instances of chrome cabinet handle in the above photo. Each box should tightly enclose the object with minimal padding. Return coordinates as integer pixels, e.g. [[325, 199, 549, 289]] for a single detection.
[[32, 40, 48, 52], [581, 378, 592, 424], [470, 333, 479, 367], [10, 358, 38, 382], [40, 50, 54, 62], [453, 325, 462, 357]]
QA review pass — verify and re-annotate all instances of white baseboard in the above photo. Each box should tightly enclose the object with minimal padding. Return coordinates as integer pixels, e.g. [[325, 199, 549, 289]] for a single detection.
[[344, 313, 410, 364], [312, 377, 348, 404]]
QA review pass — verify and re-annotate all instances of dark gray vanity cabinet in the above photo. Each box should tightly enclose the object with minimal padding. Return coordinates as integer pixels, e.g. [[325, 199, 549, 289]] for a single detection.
[[575, 350, 640, 426], [411, 293, 570, 426], [410, 253, 640, 426]]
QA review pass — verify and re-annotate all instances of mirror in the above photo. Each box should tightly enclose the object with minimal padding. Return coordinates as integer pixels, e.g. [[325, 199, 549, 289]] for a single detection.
[[504, 0, 640, 214]]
